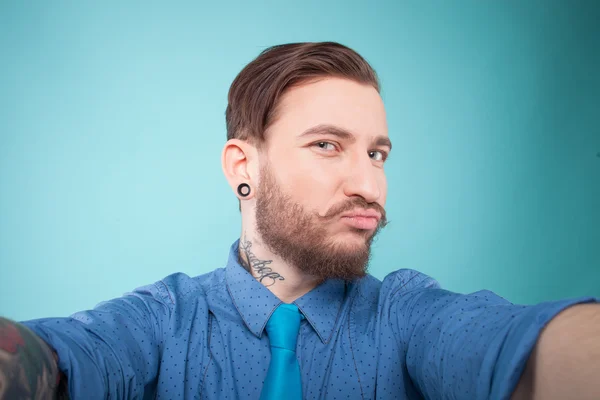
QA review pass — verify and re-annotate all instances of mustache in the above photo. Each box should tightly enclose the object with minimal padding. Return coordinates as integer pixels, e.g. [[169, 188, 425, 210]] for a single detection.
[[322, 197, 388, 227]]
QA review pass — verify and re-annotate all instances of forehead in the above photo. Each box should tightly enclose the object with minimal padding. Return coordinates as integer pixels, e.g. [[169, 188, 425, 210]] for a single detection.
[[267, 77, 388, 142]]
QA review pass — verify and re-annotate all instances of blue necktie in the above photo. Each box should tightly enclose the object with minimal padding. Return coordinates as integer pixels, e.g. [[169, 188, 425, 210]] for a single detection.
[[259, 303, 303, 400]]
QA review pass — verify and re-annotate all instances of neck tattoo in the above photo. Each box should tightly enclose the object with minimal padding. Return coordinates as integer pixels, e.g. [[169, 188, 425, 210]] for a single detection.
[[239, 238, 285, 287]]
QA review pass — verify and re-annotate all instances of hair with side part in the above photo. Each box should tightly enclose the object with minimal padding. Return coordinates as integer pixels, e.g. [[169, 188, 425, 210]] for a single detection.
[[225, 42, 380, 145]]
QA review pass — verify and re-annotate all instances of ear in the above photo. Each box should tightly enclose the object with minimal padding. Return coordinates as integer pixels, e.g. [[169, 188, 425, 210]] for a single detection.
[[221, 139, 259, 200]]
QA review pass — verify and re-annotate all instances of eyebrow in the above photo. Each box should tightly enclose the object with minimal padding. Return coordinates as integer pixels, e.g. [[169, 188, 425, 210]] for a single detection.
[[299, 124, 392, 150]]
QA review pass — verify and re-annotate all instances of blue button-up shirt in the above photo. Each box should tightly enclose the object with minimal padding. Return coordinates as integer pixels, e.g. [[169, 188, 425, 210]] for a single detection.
[[24, 240, 597, 399]]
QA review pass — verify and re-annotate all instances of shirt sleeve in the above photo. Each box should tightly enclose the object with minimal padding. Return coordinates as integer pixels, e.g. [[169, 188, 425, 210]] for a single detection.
[[21, 281, 173, 399], [388, 271, 598, 400]]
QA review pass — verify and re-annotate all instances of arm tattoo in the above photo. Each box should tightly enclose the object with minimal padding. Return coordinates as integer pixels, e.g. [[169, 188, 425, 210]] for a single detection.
[[0, 317, 69, 399], [239, 238, 284, 287]]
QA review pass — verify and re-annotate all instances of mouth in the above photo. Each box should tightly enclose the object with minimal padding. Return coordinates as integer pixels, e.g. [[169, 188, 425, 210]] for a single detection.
[[339, 209, 381, 230]]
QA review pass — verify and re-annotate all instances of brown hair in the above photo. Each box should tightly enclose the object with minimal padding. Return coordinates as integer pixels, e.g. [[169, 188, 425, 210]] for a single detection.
[[225, 42, 380, 144]]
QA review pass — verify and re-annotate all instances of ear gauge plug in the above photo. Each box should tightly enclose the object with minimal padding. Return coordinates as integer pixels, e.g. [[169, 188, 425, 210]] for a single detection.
[[237, 183, 251, 197]]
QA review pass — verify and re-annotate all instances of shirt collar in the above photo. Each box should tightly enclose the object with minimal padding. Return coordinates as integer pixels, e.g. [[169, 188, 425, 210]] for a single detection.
[[225, 240, 282, 338], [294, 277, 347, 344], [225, 239, 347, 344]]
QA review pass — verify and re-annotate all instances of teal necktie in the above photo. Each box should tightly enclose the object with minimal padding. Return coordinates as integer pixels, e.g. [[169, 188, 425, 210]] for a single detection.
[[259, 303, 304, 400]]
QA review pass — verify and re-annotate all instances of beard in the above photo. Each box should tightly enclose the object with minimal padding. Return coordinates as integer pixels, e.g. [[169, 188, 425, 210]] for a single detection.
[[254, 164, 387, 282]]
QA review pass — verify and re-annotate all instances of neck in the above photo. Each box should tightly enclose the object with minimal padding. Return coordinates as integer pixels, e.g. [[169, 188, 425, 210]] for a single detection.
[[237, 233, 322, 303]]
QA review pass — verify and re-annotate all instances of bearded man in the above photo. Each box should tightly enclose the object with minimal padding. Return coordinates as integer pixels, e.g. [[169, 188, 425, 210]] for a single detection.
[[1, 42, 599, 400]]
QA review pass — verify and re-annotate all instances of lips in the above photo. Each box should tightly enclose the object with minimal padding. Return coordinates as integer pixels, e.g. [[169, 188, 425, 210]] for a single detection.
[[339, 209, 381, 230]]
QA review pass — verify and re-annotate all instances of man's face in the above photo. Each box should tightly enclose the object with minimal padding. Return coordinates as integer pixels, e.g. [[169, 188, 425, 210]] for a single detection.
[[255, 77, 390, 281]]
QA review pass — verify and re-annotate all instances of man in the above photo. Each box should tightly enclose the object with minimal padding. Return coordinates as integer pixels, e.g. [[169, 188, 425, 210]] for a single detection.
[[0, 42, 598, 400]]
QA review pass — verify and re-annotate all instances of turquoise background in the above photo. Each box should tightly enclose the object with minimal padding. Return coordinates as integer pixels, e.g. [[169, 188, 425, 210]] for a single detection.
[[1, 1, 598, 321]]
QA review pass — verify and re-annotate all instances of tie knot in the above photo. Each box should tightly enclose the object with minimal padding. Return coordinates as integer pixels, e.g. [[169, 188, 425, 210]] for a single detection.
[[265, 303, 302, 352]]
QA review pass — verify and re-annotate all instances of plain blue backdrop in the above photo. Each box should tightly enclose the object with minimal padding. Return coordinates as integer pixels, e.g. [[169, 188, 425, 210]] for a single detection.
[[1, 1, 599, 320]]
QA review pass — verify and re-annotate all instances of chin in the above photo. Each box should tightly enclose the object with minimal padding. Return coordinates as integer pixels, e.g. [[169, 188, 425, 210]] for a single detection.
[[331, 231, 372, 248]]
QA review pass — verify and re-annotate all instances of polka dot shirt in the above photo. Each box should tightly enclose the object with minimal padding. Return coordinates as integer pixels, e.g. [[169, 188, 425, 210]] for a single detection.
[[23, 240, 598, 399]]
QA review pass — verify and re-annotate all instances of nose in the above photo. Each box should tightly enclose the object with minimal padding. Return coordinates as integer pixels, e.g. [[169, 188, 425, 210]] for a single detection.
[[342, 155, 382, 203]]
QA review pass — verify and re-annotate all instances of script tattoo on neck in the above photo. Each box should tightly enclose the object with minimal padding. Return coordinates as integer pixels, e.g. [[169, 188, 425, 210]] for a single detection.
[[239, 238, 284, 287]]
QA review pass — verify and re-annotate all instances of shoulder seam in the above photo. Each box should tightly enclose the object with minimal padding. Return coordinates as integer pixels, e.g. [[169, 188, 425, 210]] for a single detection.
[[390, 272, 427, 298], [157, 280, 175, 306]]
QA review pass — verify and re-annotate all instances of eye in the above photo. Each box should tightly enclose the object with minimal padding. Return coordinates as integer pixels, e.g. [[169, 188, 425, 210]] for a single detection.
[[314, 142, 337, 151], [369, 150, 387, 161]]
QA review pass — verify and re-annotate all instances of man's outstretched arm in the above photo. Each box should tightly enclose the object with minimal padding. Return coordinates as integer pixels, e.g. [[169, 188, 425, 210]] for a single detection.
[[389, 270, 598, 400], [512, 303, 600, 400], [0, 317, 68, 399]]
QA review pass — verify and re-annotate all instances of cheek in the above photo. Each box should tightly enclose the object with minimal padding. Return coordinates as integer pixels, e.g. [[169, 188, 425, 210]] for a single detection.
[[273, 155, 341, 208], [286, 165, 338, 204]]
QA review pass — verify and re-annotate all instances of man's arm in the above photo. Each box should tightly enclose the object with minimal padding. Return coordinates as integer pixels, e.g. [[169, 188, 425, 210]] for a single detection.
[[512, 303, 600, 400], [0, 317, 68, 399], [387, 270, 598, 400], [15, 281, 172, 399]]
